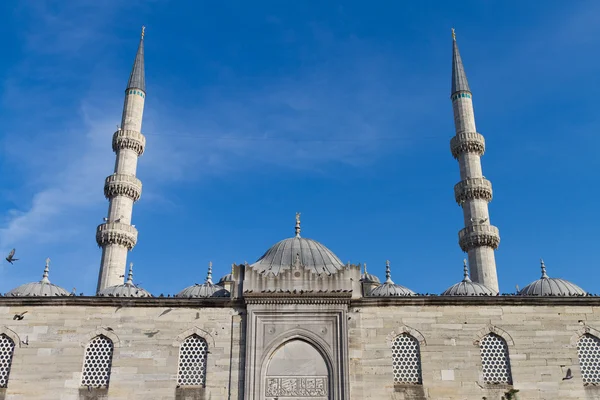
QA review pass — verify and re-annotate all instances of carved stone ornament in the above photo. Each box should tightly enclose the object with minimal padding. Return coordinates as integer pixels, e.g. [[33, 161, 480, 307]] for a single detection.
[[454, 177, 492, 205], [458, 225, 500, 252], [450, 131, 485, 159], [112, 129, 146, 156], [104, 174, 142, 202], [265, 376, 328, 397], [96, 222, 138, 250]]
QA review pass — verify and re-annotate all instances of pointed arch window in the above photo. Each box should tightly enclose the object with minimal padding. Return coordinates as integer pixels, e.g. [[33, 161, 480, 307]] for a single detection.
[[577, 333, 600, 385], [480, 333, 512, 384], [177, 335, 208, 387], [391, 333, 422, 384], [0, 334, 15, 388], [81, 335, 114, 388]]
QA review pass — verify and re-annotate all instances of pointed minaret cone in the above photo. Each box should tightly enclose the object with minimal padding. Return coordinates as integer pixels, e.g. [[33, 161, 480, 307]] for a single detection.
[[96, 27, 147, 292], [449, 29, 500, 293]]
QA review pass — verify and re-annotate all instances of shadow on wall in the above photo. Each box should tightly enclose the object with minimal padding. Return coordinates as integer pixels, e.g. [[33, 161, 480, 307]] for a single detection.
[[393, 384, 427, 400]]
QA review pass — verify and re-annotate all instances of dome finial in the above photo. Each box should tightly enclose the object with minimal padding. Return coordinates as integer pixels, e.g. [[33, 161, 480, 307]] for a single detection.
[[206, 261, 213, 284], [363, 263, 368, 274], [540, 258, 548, 279], [126, 262, 134, 285], [41, 258, 51, 283], [452, 27, 456, 41], [295, 212, 301, 238], [385, 260, 394, 284], [462, 259, 472, 282]]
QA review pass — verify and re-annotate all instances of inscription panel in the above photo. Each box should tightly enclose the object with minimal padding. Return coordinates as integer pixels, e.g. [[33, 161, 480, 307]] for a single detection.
[[266, 377, 328, 397]]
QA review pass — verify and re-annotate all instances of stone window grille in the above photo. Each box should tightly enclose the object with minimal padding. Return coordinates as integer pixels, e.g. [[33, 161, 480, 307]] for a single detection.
[[391, 333, 422, 384], [177, 335, 208, 387], [577, 333, 600, 385], [480, 333, 512, 384], [0, 334, 15, 388], [81, 335, 114, 388]]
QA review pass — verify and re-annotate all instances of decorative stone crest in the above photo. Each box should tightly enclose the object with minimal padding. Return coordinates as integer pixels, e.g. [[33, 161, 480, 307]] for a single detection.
[[104, 173, 142, 202], [450, 132, 485, 159], [96, 222, 138, 250], [454, 177, 493, 205], [458, 225, 500, 252], [112, 129, 146, 156]]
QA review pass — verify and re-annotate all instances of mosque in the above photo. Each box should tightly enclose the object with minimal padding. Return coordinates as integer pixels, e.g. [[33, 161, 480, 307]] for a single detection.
[[0, 28, 598, 400]]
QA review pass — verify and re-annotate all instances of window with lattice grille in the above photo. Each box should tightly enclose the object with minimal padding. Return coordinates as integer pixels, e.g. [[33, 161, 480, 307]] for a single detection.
[[578, 334, 600, 385], [81, 335, 113, 388], [177, 335, 208, 387], [0, 334, 15, 388], [480, 333, 512, 384], [391, 333, 422, 384]]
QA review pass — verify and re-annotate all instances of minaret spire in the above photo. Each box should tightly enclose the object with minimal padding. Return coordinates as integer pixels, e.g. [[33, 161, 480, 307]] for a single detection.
[[449, 30, 500, 293], [96, 27, 148, 292]]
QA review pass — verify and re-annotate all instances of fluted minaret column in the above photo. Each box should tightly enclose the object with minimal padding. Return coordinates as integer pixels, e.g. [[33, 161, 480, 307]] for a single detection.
[[96, 27, 147, 292], [449, 29, 500, 293]]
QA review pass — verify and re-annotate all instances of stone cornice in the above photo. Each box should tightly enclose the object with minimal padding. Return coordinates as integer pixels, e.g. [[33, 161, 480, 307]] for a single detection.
[[454, 177, 492, 205], [112, 129, 146, 156], [458, 224, 500, 251], [450, 132, 485, 159], [104, 173, 142, 202], [244, 291, 352, 305], [0, 296, 243, 308], [96, 222, 138, 250], [353, 296, 600, 307]]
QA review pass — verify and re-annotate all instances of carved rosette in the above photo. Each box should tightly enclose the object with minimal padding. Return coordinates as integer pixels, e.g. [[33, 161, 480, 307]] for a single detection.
[[112, 129, 146, 156], [454, 177, 493, 205], [104, 174, 142, 202], [96, 222, 138, 250], [458, 225, 500, 252], [450, 132, 485, 159]]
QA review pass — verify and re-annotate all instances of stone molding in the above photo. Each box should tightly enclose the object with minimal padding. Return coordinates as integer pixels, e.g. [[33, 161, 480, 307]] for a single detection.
[[112, 129, 146, 156], [173, 326, 216, 349], [386, 325, 427, 346], [450, 131, 485, 159], [104, 173, 142, 202], [244, 296, 351, 305], [81, 327, 121, 348], [0, 326, 21, 348], [454, 177, 493, 205], [570, 325, 600, 347], [458, 224, 500, 251], [473, 325, 514, 347], [96, 222, 138, 250]]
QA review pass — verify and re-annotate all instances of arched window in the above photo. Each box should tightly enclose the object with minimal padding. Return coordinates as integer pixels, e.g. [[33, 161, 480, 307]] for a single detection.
[[577, 333, 600, 385], [81, 335, 114, 388], [177, 335, 208, 387], [391, 333, 422, 384], [480, 333, 512, 384], [0, 334, 15, 388]]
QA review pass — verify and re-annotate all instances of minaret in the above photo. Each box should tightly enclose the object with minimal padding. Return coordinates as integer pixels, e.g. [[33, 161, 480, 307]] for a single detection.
[[96, 27, 147, 292], [449, 29, 500, 293]]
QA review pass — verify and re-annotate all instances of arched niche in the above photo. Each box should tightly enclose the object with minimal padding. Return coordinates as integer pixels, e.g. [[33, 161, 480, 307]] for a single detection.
[[264, 339, 329, 399]]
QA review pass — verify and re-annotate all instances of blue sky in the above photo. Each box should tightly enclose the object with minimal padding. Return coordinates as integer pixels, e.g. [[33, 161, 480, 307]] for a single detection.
[[0, 0, 599, 295]]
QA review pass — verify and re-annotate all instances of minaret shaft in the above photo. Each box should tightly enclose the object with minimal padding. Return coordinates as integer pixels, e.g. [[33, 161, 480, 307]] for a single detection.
[[96, 31, 146, 292], [450, 33, 500, 293]]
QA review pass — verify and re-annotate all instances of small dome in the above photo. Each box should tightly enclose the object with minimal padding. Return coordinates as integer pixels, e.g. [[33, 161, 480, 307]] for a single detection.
[[518, 260, 586, 296], [360, 263, 380, 284], [176, 262, 230, 298], [441, 260, 496, 296], [250, 214, 344, 275], [98, 263, 152, 297], [218, 264, 236, 284], [6, 258, 70, 297], [368, 261, 415, 297]]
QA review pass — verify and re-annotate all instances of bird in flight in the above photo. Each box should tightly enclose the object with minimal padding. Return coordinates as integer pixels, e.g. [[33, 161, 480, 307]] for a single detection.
[[6, 249, 18, 264], [13, 311, 27, 320]]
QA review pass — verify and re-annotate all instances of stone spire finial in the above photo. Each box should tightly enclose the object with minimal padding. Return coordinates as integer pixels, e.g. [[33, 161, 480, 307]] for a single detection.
[[126, 262, 134, 285], [206, 261, 213, 284], [295, 212, 301, 238], [141, 25, 145, 39], [385, 260, 394, 284], [540, 258, 548, 279], [451, 27, 456, 41], [462, 259, 472, 282], [41, 258, 51, 283]]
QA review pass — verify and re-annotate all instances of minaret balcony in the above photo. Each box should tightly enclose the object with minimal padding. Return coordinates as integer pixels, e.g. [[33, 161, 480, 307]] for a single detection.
[[458, 224, 500, 252], [454, 177, 493, 205], [112, 129, 146, 156], [450, 132, 485, 159], [104, 174, 142, 202], [96, 222, 138, 250]]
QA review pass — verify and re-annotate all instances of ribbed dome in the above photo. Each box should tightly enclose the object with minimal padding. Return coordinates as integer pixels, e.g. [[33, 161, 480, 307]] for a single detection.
[[368, 261, 415, 297], [176, 262, 230, 298], [360, 263, 380, 284], [441, 260, 496, 296], [6, 258, 70, 297], [98, 263, 152, 297], [518, 260, 586, 296]]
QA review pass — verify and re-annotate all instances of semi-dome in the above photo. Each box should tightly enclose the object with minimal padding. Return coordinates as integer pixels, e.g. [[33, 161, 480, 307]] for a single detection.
[[368, 261, 415, 297], [176, 262, 230, 298], [518, 260, 586, 296], [441, 260, 496, 296], [250, 213, 344, 275], [98, 263, 152, 297], [6, 258, 70, 297], [360, 263, 380, 284]]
